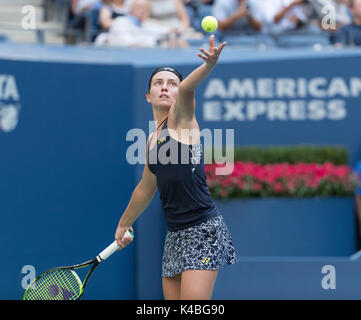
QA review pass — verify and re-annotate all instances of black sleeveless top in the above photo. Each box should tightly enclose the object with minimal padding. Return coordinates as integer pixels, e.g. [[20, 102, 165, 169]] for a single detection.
[[147, 118, 219, 232]]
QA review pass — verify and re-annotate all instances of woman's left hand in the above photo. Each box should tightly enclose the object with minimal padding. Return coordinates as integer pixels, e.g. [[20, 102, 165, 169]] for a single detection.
[[198, 35, 227, 66]]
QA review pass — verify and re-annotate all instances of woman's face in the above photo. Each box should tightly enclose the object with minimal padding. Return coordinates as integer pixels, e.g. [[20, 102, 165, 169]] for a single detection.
[[146, 71, 180, 108]]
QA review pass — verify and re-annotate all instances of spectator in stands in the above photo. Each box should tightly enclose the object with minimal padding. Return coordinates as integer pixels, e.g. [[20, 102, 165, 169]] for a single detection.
[[307, 0, 350, 22], [321, 0, 352, 43], [272, 0, 309, 33], [332, 0, 352, 29], [248, 0, 311, 35], [95, 0, 189, 47], [306, 0, 351, 32], [333, 0, 361, 46], [184, 0, 214, 33], [354, 160, 361, 248], [212, 0, 262, 37], [80, 0, 113, 42], [72, 0, 101, 15], [68, 0, 100, 30], [148, 0, 191, 33], [98, 0, 129, 31], [66, 0, 103, 43]]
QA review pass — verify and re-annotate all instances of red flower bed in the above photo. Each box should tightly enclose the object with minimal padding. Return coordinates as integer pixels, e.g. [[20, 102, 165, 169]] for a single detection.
[[205, 162, 359, 199]]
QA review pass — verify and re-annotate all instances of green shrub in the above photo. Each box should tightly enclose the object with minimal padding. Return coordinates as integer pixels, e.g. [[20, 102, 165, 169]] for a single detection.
[[208, 145, 348, 165]]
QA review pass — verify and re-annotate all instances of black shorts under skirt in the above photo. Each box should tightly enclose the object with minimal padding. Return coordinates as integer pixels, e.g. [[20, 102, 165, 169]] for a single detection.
[[162, 215, 237, 278]]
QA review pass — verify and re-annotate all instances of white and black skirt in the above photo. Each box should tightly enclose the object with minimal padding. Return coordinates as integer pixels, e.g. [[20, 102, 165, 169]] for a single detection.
[[162, 215, 237, 278]]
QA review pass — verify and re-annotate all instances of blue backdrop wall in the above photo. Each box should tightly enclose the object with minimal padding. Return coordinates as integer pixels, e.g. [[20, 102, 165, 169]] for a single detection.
[[0, 55, 136, 299], [0, 43, 360, 299]]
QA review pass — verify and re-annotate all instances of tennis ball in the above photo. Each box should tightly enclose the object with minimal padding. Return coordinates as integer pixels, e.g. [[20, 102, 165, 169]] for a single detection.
[[201, 16, 218, 33]]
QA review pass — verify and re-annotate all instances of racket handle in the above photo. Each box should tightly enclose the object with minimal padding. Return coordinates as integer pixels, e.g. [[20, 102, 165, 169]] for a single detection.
[[97, 230, 134, 262]]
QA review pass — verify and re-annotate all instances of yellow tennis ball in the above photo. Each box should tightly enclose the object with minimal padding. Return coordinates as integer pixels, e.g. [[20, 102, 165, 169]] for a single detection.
[[201, 16, 218, 33]]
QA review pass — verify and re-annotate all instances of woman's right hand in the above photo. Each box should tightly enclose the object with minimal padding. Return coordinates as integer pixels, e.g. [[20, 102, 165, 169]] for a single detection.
[[115, 225, 134, 249]]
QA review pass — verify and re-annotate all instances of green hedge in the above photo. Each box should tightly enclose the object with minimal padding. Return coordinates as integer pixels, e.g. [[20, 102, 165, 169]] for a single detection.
[[209, 145, 348, 165]]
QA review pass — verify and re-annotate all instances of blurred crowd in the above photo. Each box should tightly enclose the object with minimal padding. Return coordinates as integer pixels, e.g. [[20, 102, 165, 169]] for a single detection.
[[65, 0, 361, 48]]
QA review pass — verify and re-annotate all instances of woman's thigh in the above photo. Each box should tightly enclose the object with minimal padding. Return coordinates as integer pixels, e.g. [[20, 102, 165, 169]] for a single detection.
[[162, 273, 182, 300], [180, 270, 219, 300]]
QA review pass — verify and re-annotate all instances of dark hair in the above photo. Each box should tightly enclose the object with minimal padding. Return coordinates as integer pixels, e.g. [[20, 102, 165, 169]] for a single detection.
[[148, 66, 183, 91]]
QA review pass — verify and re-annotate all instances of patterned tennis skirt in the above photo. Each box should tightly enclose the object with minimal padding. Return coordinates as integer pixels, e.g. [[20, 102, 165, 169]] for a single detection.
[[162, 215, 237, 278]]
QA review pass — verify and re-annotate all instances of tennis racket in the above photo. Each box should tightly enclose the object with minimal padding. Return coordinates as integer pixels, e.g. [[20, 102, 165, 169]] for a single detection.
[[23, 230, 134, 300]]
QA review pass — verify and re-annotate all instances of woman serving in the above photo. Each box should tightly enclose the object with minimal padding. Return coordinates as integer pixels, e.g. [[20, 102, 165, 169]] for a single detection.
[[115, 35, 237, 300]]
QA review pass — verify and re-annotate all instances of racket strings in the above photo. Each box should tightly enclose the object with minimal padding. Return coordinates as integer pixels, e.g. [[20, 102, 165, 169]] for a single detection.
[[24, 269, 82, 300]]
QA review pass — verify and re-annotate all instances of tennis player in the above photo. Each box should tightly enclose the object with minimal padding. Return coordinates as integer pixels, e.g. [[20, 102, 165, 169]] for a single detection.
[[115, 35, 237, 300]]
